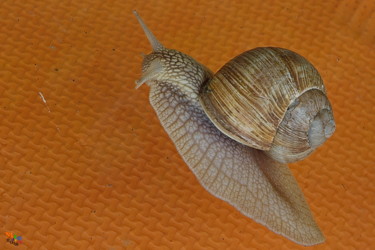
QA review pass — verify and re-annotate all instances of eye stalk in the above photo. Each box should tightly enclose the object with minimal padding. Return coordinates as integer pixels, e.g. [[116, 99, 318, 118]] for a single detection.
[[133, 10, 164, 51], [133, 10, 165, 88]]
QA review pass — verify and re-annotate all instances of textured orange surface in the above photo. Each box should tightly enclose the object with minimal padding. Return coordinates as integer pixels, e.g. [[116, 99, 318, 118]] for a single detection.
[[0, 0, 374, 249]]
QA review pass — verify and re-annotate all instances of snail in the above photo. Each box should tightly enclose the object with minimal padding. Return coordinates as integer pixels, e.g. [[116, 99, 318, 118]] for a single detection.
[[133, 11, 335, 246]]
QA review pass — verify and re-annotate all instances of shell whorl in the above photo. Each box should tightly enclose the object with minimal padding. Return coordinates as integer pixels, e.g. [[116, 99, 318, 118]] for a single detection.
[[265, 89, 335, 163]]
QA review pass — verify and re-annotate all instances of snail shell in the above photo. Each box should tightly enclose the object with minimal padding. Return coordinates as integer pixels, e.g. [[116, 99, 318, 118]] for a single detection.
[[199, 48, 335, 163], [133, 11, 335, 246]]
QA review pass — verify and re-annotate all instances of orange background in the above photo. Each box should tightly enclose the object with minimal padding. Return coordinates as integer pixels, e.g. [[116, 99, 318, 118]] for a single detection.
[[0, 0, 374, 249]]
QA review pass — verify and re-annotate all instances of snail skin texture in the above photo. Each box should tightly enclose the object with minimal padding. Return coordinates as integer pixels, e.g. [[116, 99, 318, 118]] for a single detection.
[[133, 11, 335, 246]]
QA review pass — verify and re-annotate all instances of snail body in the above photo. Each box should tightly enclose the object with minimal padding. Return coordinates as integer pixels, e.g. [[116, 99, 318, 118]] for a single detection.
[[133, 11, 335, 246]]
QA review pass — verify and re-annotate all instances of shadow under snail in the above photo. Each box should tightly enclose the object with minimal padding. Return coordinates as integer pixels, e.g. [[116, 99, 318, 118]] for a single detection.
[[133, 11, 335, 246]]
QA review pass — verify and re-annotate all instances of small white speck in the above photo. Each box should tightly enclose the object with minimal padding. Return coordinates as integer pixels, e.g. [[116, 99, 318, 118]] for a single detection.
[[38, 92, 51, 112], [38, 92, 47, 103]]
